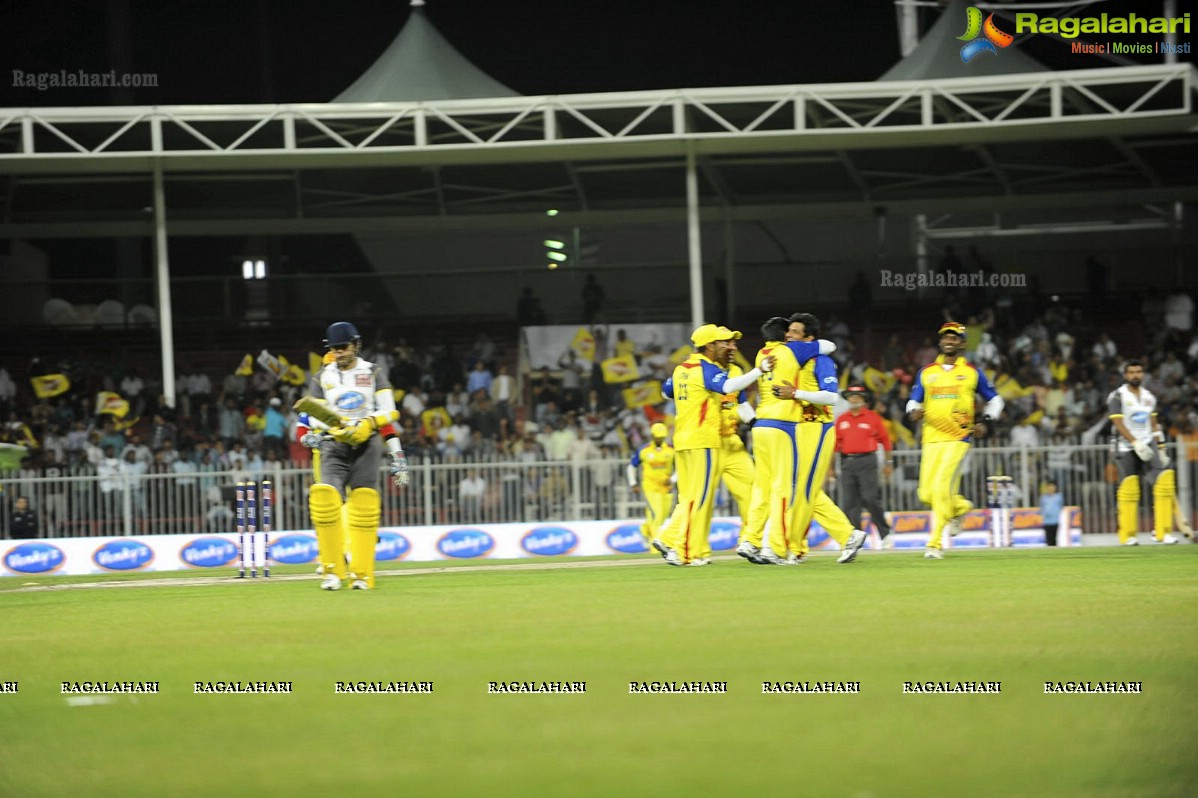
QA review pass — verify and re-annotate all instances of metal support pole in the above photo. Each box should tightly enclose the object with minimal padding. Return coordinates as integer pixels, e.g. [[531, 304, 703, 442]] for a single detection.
[[686, 147, 704, 329], [153, 163, 177, 409]]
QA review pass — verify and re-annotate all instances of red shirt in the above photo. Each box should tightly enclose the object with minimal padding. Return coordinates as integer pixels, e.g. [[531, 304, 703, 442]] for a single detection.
[[835, 408, 893, 455]]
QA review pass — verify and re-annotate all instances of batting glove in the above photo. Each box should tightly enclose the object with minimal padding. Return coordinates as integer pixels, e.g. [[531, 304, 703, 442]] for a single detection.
[[389, 451, 410, 487], [1158, 446, 1171, 469], [331, 420, 374, 446], [1132, 439, 1154, 462], [300, 431, 323, 449]]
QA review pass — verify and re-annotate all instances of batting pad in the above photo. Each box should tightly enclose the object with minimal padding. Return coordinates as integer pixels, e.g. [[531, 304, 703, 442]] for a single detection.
[[310, 483, 347, 579], [347, 487, 381, 588]]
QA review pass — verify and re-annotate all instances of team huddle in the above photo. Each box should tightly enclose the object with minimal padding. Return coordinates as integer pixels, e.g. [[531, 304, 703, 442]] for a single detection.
[[629, 315, 1185, 566]]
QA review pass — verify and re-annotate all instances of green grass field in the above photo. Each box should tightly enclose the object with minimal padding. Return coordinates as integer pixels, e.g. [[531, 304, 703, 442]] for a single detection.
[[1, 546, 1195, 798]]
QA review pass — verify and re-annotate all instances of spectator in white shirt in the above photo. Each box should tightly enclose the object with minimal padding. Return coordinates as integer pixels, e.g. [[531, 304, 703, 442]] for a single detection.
[[458, 469, 487, 522]]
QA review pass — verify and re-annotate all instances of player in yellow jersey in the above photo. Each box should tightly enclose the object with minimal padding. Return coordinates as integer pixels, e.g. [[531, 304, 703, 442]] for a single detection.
[[654, 324, 769, 566], [906, 321, 1004, 559], [717, 333, 756, 526], [738, 317, 804, 563], [627, 422, 676, 549], [760, 314, 866, 565]]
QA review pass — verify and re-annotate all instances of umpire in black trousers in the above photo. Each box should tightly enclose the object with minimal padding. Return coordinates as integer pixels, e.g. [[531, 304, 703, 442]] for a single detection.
[[831, 386, 894, 546]]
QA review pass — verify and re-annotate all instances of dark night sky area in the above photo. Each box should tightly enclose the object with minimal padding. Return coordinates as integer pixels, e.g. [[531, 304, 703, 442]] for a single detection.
[[3, 0, 1186, 108]]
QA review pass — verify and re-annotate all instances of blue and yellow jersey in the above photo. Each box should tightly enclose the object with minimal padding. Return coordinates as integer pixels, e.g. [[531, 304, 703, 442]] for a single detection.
[[720, 363, 749, 437], [664, 354, 733, 451], [755, 340, 803, 423], [796, 353, 838, 424], [631, 442, 675, 494], [911, 354, 998, 443]]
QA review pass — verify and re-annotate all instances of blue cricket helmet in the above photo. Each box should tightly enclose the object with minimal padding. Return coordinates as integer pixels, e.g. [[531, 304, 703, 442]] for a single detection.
[[324, 321, 361, 348]]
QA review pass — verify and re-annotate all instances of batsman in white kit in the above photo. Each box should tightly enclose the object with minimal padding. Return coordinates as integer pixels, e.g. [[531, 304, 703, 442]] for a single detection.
[[1109, 360, 1181, 546], [297, 321, 409, 590]]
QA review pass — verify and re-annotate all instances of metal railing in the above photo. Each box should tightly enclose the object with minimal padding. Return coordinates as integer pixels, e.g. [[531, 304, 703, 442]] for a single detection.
[[1, 442, 1191, 539]]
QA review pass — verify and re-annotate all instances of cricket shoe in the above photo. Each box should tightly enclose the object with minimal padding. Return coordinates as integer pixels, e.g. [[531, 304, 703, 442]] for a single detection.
[[837, 529, 867, 564], [923, 548, 943, 560], [1157, 534, 1180, 545], [736, 540, 761, 561], [351, 579, 371, 589], [315, 563, 325, 576], [879, 535, 894, 550], [663, 548, 684, 566], [651, 538, 668, 558], [1122, 537, 1139, 546], [757, 548, 799, 565], [946, 502, 974, 538], [320, 574, 342, 590], [688, 558, 711, 567]]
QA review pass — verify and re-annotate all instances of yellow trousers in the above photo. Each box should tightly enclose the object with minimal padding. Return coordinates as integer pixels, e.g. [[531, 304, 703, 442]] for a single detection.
[[770, 421, 836, 558], [659, 447, 723, 562], [641, 490, 675, 544], [743, 420, 797, 550], [721, 434, 754, 525], [918, 440, 972, 550]]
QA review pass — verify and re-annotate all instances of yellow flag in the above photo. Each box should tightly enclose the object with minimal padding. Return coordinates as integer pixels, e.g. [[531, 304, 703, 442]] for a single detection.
[[95, 391, 129, 418], [571, 327, 595, 361], [309, 352, 324, 374], [31, 373, 70, 399], [622, 380, 663, 409], [114, 415, 140, 432], [601, 354, 640, 384], [236, 354, 254, 376], [282, 364, 306, 386], [420, 407, 452, 433], [668, 345, 692, 368]]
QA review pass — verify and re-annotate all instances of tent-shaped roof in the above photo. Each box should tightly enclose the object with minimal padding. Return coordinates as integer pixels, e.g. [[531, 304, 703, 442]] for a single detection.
[[878, 0, 1048, 81], [334, 0, 519, 102]]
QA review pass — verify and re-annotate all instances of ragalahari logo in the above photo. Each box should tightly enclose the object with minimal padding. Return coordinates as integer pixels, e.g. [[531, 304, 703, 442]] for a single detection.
[[958, 6, 1015, 62]]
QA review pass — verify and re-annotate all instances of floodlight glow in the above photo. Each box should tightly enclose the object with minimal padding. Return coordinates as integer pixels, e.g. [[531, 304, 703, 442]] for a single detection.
[[544, 240, 566, 249], [547, 252, 568, 262], [242, 260, 254, 280], [546, 209, 559, 216]]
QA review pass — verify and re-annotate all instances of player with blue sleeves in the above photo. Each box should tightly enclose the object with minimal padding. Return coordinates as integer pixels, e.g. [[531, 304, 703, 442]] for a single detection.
[[906, 321, 1004, 559], [627, 422, 676, 550], [654, 325, 767, 566]]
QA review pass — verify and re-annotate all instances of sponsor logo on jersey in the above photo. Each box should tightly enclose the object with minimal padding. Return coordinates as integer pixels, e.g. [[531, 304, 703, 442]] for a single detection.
[[376, 530, 411, 561], [335, 392, 366, 411], [1129, 411, 1149, 424], [606, 524, 649, 554], [3, 542, 66, 574], [180, 537, 239, 568], [437, 529, 495, 558], [521, 527, 579, 556], [268, 533, 319, 564], [92, 539, 154, 571], [356, 374, 372, 386]]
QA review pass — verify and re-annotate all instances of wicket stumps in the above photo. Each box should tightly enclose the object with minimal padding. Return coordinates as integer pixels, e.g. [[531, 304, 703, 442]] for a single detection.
[[237, 480, 272, 578], [987, 475, 1014, 548]]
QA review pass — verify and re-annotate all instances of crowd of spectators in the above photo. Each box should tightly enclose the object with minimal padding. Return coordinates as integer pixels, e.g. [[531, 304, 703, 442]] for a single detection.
[[2, 283, 1196, 535]]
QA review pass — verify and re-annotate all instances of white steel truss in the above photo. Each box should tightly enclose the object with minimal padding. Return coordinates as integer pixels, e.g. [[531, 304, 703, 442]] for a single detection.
[[0, 65, 1193, 175]]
